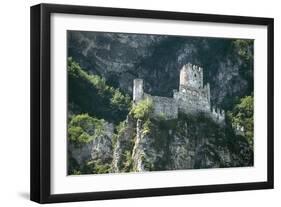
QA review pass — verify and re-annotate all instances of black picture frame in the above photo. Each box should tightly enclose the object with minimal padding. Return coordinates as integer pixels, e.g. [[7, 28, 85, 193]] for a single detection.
[[30, 3, 274, 204]]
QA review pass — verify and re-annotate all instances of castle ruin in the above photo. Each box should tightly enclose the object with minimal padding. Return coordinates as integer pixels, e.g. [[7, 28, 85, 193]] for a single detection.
[[133, 63, 225, 125]]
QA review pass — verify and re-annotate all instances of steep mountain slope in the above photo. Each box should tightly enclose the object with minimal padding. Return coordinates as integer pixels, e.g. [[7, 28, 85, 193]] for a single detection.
[[68, 31, 253, 110]]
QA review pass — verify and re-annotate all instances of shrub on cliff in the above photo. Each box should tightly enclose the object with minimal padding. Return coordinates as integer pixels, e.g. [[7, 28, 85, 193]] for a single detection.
[[228, 95, 254, 145], [130, 98, 153, 120], [68, 113, 106, 144]]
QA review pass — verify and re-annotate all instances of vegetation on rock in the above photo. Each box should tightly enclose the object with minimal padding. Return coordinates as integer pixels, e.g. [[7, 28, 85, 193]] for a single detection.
[[228, 95, 254, 145], [130, 98, 153, 120], [68, 57, 131, 123], [68, 113, 106, 144]]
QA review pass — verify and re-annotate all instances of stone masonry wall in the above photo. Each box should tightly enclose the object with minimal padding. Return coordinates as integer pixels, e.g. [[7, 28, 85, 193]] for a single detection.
[[173, 86, 211, 115], [144, 93, 178, 120]]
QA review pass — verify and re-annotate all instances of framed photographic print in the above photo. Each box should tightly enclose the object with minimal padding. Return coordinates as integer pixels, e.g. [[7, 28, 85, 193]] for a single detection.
[[30, 3, 274, 203]]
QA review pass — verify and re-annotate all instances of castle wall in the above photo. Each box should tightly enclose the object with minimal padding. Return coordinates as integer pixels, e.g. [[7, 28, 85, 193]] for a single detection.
[[173, 87, 211, 115], [204, 83, 211, 104], [144, 93, 178, 120]]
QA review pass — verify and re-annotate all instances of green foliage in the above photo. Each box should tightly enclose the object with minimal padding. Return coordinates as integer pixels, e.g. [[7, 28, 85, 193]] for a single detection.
[[69, 157, 112, 175], [113, 120, 137, 172], [112, 120, 127, 148], [111, 89, 131, 110], [72, 170, 81, 175], [68, 114, 105, 144], [116, 120, 127, 134], [86, 160, 112, 174], [130, 98, 153, 120], [67, 57, 131, 123], [228, 95, 254, 145], [233, 40, 253, 61], [142, 119, 152, 135], [122, 150, 134, 172]]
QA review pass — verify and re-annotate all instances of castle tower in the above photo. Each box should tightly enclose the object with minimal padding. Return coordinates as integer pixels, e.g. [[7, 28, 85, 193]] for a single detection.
[[179, 64, 189, 87], [133, 79, 144, 103], [179, 63, 203, 91]]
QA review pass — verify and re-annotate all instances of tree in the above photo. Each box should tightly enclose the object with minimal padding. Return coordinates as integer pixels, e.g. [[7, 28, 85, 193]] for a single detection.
[[110, 89, 131, 111], [233, 40, 253, 61], [67, 57, 132, 123], [68, 113, 106, 144], [229, 95, 254, 145]]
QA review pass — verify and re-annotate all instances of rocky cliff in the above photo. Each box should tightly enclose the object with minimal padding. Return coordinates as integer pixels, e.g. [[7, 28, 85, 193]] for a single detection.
[[128, 114, 252, 172], [68, 31, 253, 110], [69, 113, 253, 174]]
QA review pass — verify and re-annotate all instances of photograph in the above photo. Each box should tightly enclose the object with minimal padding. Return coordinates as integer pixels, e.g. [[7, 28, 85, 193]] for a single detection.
[[67, 31, 254, 175], [29, 3, 274, 203]]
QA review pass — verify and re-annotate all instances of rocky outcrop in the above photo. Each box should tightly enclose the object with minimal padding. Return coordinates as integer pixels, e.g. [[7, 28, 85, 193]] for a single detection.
[[128, 114, 252, 172], [68, 122, 114, 173], [131, 119, 166, 171], [69, 112, 253, 174], [112, 116, 136, 172]]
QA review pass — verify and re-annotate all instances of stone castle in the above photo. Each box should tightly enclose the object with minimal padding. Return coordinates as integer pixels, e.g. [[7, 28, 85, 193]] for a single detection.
[[133, 63, 225, 124]]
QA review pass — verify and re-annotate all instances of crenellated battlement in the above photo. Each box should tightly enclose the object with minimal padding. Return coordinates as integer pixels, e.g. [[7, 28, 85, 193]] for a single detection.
[[210, 107, 225, 124], [133, 63, 225, 125]]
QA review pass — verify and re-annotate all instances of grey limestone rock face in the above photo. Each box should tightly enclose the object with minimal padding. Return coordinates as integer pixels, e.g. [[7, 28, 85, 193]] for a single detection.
[[69, 122, 114, 169], [69, 113, 252, 174], [90, 134, 113, 163], [128, 114, 251, 172], [131, 120, 165, 172], [112, 115, 136, 173], [69, 142, 93, 166], [68, 31, 253, 112]]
